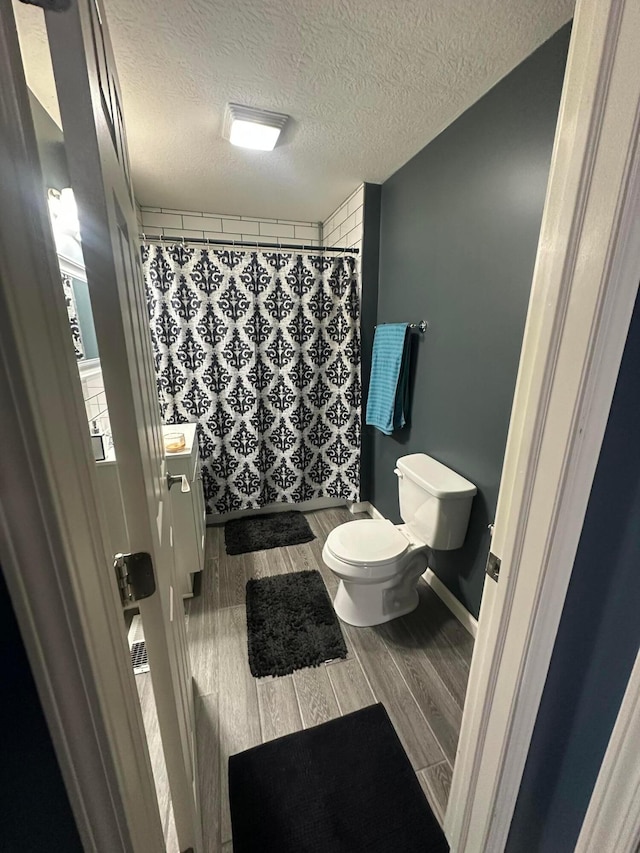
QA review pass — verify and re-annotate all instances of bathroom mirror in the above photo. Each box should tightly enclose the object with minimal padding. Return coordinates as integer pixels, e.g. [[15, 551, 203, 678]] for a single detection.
[[29, 87, 99, 366], [57, 250, 111, 460], [30, 82, 111, 455]]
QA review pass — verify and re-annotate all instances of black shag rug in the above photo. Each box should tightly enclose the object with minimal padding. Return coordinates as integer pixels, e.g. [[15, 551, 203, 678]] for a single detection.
[[245, 569, 347, 678], [225, 510, 315, 556], [229, 703, 449, 853]]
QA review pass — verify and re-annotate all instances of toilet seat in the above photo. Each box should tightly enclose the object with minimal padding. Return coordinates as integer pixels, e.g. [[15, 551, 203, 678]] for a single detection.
[[325, 519, 409, 566]]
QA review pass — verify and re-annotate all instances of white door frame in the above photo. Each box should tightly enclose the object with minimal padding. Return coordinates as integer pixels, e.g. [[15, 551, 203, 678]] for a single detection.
[[0, 5, 165, 851], [447, 0, 640, 849]]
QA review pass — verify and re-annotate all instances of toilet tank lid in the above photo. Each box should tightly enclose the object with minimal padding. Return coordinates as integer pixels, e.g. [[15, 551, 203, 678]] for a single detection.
[[396, 453, 477, 499]]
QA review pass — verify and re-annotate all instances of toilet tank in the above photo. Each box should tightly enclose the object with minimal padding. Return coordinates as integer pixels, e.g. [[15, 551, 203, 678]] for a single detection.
[[395, 453, 477, 550]]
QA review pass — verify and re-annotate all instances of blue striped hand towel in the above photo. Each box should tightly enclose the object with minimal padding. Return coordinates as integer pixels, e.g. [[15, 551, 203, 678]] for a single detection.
[[366, 323, 411, 435]]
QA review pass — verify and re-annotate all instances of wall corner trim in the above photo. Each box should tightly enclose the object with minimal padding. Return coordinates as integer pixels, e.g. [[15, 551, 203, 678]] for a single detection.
[[347, 501, 372, 515], [361, 503, 478, 637], [350, 500, 385, 520]]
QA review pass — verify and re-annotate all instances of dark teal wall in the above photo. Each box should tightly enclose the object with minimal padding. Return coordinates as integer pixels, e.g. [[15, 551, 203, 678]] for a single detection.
[[28, 91, 69, 191], [72, 276, 99, 360], [370, 25, 571, 617], [507, 285, 640, 852]]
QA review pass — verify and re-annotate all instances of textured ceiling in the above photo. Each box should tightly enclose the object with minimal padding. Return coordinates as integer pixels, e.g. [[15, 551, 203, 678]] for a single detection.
[[14, 0, 573, 222]]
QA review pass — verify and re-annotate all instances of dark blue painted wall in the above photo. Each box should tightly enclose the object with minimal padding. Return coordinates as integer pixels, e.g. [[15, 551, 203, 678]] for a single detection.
[[507, 285, 640, 852], [0, 567, 83, 851], [370, 25, 571, 617]]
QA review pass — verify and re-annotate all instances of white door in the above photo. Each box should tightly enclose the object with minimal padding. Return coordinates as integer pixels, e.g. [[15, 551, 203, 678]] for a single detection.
[[42, 1, 201, 850]]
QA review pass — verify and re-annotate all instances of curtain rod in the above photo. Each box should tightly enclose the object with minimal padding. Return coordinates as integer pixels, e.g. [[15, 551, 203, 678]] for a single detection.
[[140, 233, 359, 255]]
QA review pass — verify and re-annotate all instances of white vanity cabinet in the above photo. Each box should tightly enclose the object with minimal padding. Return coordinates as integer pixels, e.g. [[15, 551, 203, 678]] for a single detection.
[[95, 423, 206, 602], [162, 424, 206, 598]]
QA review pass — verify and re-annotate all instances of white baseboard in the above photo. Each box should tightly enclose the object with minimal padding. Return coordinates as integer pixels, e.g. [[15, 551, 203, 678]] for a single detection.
[[365, 502, 478, 638], [208, 497, 345, 524], [347, 501, 372, 515], [363, 501, 385, 520], [422, 568, 478, 638]]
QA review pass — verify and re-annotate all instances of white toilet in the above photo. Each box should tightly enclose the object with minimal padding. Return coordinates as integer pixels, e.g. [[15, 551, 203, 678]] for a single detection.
[[323, 453, 477, 627]]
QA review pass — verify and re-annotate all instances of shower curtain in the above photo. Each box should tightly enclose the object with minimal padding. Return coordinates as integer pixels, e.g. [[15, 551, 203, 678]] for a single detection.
[[142, 244, 361, 514], [61, 272, 84, 360]]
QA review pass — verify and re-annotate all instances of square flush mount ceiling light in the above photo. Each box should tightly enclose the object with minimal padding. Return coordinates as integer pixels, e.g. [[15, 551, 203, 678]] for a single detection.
[[223, 103, 289, 151]]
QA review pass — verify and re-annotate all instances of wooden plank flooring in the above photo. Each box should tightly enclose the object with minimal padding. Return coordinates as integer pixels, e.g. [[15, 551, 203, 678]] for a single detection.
[[340, 619, 446, 771], [217, 605, 262, 843], [293, 663, 341, 728], [195, 693, 221, 853], [418, 761, 453, 827], [138, 506, 473, 851], [326, 656, 375, 715], [256, 676, 302, 740], [134, 671, 176, 844]]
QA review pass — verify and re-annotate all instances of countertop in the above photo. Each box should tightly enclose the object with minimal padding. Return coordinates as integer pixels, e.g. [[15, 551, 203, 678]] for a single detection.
[[96, 422, 198, 465]]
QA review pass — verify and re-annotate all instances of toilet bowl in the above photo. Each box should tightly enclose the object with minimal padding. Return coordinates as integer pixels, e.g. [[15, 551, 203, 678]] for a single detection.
[[323, 519, 428, 626], [323, 453, 476, 627]]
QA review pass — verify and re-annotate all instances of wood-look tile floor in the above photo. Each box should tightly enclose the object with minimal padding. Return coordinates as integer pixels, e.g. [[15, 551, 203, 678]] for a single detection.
[[186, 507, 474, 852]]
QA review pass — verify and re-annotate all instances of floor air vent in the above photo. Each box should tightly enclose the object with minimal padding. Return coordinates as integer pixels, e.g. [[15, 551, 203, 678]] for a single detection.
[[130, 640, 150, 675]]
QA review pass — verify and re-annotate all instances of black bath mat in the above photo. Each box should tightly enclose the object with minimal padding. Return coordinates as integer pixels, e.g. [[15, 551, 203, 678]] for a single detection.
[[225, 510, 315, 555], [229, 703, 449, 853], [245, 570, 347, 678]]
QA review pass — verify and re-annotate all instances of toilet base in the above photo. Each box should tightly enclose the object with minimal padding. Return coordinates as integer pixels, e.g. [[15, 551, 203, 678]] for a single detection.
[[333, 579, 420, 628]]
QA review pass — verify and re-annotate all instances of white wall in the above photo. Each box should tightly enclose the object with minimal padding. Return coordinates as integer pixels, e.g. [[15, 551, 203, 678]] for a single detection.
[[139, 206, 321, 246]]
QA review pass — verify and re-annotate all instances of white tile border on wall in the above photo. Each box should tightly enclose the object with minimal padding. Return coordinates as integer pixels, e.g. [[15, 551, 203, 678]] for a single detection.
[[322, 183, 365, 281], [80, 369, 111, 447], [139, 206, 322, 246], [322, 184, 364, 250]]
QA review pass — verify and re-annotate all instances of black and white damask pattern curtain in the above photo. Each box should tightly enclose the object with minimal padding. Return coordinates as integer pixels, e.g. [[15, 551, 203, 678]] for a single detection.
[[61, 272, 84, 360], [142, 244, 361, 514]]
